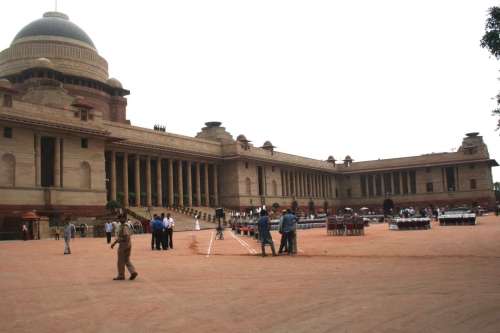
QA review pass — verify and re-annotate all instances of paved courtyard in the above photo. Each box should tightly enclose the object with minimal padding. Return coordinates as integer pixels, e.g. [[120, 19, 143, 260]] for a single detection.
[[1, 215, 500, 333]]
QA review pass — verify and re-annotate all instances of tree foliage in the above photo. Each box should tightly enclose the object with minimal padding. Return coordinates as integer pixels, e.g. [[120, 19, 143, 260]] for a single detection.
[[481, 7, 500, 58], [481, 7, 500, 130]]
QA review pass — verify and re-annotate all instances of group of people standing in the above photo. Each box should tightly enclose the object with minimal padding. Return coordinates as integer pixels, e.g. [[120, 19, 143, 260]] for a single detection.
[[150, 213, 175, 250], [257, 209, 298, 257]]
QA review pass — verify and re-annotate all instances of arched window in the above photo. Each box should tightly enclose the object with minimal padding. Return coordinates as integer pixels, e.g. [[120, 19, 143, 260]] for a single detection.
[[0, 153, 15, 187], [245, 177, 251, 195], [80, 161, 91, 189], [272, 180, 278, 196]]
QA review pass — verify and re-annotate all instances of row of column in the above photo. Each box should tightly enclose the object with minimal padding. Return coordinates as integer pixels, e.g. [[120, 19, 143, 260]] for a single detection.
[[109, 151, 218, 208], [361, 171, 416, 197], [281, 170, 334, 199]]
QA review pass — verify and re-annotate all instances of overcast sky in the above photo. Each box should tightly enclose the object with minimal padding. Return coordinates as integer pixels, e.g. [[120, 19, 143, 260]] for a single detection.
[[2, 1, 499, 181]]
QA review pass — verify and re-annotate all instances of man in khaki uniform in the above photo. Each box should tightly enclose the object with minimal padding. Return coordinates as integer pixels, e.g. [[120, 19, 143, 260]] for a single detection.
[[111, 214, 138, 281]]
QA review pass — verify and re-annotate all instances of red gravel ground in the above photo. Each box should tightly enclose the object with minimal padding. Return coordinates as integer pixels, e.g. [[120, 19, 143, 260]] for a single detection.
[[1, 215, 500, 333]]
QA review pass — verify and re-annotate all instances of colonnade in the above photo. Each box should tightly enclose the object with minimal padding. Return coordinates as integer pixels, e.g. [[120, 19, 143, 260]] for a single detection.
[[280, 169, 334, 199], [360, 170, 417, 197], [107, 151, 219, 208]]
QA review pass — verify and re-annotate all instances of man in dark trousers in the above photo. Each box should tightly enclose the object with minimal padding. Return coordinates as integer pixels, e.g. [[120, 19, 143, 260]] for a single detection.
[[282, 209, 297, 256], [161, 213, 169, 250], [105, 220, 113, 244], [152, 214, 164, 250], [111, 214, 138, 281], [166, 213, 174, 249], [278, 210, 288, 254], [258, 210, 277, 257], [150, 214, 157, 250]]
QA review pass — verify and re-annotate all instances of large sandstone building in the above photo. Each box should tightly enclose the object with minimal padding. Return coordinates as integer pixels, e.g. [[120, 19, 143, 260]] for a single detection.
[[0, 12, 497, 230]]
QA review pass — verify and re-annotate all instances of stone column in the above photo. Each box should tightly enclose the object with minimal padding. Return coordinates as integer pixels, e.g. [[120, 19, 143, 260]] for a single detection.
[[204, 163, 210, 206], [380, 173, 387, 197], [156, 158, 162, 206], [135, 155, 141, 207], [305, 173, 309, 196], [178, 160, 184, 207], [316, 174, 320, 197], [110, 150, 117, 201], [284, 171, 289, 197], [196, 162, 201, 206], [321, 175, 327, 198], [54, 137, 60, 187], [187, 161, 193, 207], [123, 153, 129, 208], [146, 156, 152, 207], [168, 159, 174, 206], [302, 173, 306, 197], [35, 134, 41, 186], [213, 164, 219, 206], [318, 174, 322, 198], [293, 171, 297, 197]]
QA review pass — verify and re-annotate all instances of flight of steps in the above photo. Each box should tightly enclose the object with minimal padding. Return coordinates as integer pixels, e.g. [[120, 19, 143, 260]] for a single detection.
[[127, 206, 222, 232]]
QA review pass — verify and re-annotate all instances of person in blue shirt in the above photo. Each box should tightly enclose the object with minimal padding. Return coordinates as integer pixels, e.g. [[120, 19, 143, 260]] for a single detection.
[[282, 209, 297, 255], [150, 214, 157, 250], [257, 210, 276, 257], [152, 214, 164, 250]]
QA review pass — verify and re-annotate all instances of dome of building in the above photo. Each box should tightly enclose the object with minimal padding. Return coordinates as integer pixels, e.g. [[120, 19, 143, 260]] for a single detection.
[[327, 156, 336, 163], [13, 12, 95, 48], [344, 155, 352, 161], [32, 57, 54, 69], [106, 78, 123, 89], [0, 11, 109, 83]]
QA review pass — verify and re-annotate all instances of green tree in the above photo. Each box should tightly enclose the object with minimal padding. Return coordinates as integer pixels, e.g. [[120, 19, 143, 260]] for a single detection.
[[481, 6, 500, 130]]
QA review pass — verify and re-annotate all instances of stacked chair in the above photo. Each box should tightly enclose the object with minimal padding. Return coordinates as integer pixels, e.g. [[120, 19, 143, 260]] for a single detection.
[[327, 215, 364, 236], [390, 217, 431, 230]]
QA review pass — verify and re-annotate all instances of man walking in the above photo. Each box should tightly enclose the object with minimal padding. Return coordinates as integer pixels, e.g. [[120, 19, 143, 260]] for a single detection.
[[111, 214, 138, 281], [63, 217, 76, 255], [258, 210, 276, 257], [105, 220, 113, 244]]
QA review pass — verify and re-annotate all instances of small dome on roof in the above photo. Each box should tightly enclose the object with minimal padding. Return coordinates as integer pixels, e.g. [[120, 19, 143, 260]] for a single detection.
[[263, 140, 274, 147], [344, 155, 352, 161], [262, 141, 275, 150], [32, 57, 54, 69], [237, 134, 248, 142], [205, 121, 222, 128], [106, 77, 122, 89], [327, 156, 336, 163]]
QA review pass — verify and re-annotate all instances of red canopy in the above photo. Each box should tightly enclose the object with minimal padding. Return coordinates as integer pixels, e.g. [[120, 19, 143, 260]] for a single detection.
[[21, 211, 40, 221]]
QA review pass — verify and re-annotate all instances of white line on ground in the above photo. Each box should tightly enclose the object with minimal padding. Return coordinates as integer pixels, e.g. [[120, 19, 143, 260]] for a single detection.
[[239, 236, 258, 254], [206, 231, 214, 258], [230, 232, 257, 254]]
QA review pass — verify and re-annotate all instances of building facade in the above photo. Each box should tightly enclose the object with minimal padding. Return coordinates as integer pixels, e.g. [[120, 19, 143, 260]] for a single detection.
[[0, 12, 497, 228]]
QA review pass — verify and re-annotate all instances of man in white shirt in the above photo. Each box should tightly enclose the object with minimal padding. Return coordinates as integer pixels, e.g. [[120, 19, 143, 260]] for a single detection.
[[166, 213, 175, 249], [161, 213, 169, 250], [104, 220, 113, 244]]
